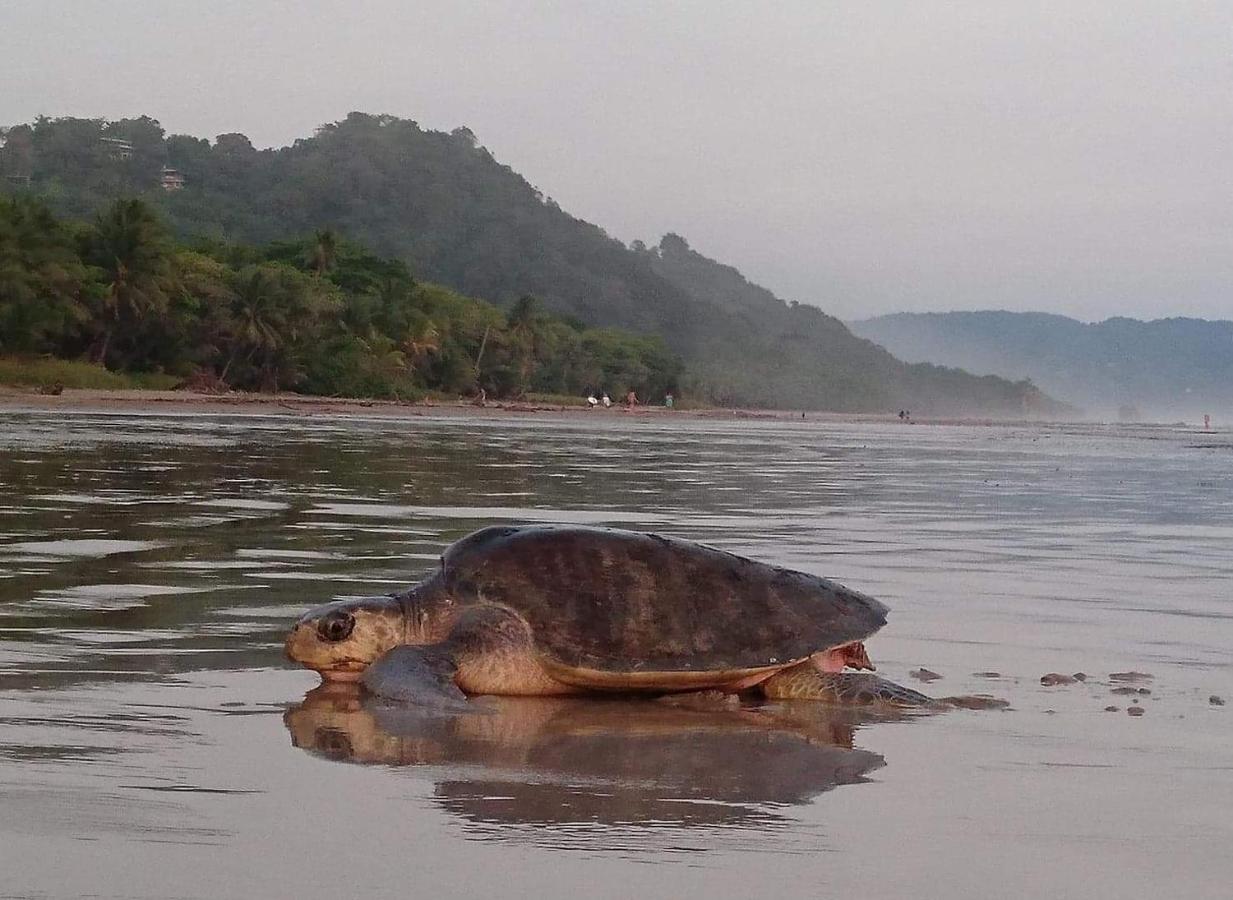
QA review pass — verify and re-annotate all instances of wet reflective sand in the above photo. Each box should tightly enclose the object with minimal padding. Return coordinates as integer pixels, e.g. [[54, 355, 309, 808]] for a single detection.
[[1, 409, 1230, 899], [286, 687, 888, 837]]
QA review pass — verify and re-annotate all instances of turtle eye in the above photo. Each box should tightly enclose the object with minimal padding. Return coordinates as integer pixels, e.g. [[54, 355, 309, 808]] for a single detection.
[[317, 611, 355, 642]]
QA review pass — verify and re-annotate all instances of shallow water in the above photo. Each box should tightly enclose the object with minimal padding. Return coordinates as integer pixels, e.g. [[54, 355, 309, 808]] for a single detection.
[[1, 409, 1230, 899]]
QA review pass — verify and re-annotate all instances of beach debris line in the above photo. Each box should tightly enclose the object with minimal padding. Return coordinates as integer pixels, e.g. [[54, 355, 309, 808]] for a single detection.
[[1109, 671, 1154, 683]]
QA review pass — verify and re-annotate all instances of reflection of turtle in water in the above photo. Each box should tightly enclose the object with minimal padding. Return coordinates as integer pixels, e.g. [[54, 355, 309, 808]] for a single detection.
[[284, 683, 888, 831], [286, 525, 935, 708]]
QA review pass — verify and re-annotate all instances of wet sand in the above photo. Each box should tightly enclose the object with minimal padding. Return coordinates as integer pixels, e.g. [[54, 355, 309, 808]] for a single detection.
[[1, 409, 1229, 899], [0, 384, 1054, 427]]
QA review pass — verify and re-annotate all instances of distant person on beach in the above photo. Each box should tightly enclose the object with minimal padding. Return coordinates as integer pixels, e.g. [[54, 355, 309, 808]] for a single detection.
[[625, 390, 638, 408], [664, 393, 674, 409], [587, 394, 598, 408], [601, 393, 611, 408]]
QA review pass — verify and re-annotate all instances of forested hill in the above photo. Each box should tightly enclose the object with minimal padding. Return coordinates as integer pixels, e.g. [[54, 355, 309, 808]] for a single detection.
[[850, 311, 1233, 419], [640, 235, 1063, 413], [1, 113, 1060, 414]]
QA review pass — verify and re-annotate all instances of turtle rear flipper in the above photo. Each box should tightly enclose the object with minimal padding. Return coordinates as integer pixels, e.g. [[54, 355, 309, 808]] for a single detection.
[[761, 666, 933, 708], [361, 646, 467, 708]]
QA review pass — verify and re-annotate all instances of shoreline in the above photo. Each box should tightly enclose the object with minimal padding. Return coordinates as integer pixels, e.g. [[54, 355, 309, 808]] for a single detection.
[[0, 385, 1132, 428]]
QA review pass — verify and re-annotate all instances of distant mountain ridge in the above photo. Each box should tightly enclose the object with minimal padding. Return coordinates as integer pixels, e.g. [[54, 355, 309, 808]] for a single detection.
[[849, 311, 1233, 419], [2, 113, 1063, 415]]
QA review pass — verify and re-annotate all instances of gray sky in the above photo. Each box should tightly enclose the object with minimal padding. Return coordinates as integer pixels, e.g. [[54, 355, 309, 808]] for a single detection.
[[3, 1, 1230, 321]]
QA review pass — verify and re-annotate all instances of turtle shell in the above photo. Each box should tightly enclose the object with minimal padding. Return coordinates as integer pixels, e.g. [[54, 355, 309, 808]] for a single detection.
[[439, 525, 889, 685]]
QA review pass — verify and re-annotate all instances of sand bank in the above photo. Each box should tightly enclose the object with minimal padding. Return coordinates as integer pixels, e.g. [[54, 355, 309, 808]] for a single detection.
[[0, 386, 1029, 426]]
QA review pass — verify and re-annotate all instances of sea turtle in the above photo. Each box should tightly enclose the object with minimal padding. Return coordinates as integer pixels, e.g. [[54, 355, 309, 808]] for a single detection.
[[285, 525, 934, 708]]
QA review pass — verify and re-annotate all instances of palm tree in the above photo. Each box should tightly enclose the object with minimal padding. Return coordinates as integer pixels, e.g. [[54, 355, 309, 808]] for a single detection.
[[400, 314, 441, 379], [506, 295, 544, 395], [0, 197, 90, 354], [222, 265, 290, 385], [223, 263, 337, 392], [306, 228, 338, 277], [84, 199, 174, 366]]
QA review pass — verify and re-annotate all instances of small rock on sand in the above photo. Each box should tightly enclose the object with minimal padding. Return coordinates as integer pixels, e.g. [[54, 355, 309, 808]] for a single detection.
[[1109, 671, 1153, 683], [1210, 696, 1225, 706], [910, 668, 942, 683], [1111, 686, 1151, 696], [1127, 706, 1145, 717], [1040, 673, 1077, 686], [1104, 706, 1120, 712], [973, 672, 1001, 679], [1072, 673, 1088, 682]]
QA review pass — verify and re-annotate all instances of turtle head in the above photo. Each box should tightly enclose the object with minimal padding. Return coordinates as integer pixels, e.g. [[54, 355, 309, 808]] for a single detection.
[[285, 596, 406, 682]]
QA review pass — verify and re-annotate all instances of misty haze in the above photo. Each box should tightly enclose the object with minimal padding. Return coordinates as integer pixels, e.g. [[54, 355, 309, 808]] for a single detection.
[[1, 5, 1231, 900]]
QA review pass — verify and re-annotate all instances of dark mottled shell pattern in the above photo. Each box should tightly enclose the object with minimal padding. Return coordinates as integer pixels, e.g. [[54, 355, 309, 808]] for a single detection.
[[437, 525, 889, 674]]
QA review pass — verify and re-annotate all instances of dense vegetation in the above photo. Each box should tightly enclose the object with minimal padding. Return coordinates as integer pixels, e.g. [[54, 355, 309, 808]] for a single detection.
[[0, 196, 681, 400], [2, 113, 1058, 414], [851, 311, 1233, 418]]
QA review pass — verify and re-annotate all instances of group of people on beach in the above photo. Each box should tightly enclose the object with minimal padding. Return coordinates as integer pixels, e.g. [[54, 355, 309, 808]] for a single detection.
[[585, 390, 675, 409]]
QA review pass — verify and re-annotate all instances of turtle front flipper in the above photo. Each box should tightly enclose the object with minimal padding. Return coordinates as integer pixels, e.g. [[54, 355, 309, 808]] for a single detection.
[[363, 605, 579, 704], [361, 646, 468, 708], [760, 666, 933, 708]]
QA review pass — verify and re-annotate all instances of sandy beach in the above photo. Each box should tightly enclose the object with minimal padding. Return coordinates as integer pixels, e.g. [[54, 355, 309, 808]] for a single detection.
[[0, 385, 1052, 428]]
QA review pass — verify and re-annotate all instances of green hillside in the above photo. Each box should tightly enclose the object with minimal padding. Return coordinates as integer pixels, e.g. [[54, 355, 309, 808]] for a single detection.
[[1, 113, 1062, 414], [0, 197, 681, 401]]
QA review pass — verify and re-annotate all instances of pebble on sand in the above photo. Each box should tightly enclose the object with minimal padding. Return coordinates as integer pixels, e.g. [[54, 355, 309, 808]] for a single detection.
[[910, 668, 942, 682], [1211, 695, 1225, 706], [1111, 686, 1151, 696], [1127, 706, 1145, 717], [1109, 671, 1153, 683], [973, 672, 1001, 679], [1104, 706, 1120, 712], [1040, 673, 1077, 686]]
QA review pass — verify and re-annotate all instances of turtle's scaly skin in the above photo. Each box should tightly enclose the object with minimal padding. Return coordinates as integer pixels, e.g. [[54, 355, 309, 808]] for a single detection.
[[761, 666, 934, 707]]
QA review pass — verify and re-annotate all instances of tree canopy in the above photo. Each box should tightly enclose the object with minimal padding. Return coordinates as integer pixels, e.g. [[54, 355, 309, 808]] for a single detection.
[[0, 197, 682, 401]]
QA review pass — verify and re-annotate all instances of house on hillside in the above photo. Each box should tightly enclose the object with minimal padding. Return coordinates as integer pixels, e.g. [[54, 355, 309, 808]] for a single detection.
[[100, 137, 133, 160], [160, 166, 186, 191]]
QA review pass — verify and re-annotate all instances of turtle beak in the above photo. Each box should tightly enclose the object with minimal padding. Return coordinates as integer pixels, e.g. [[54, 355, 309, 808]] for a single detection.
[[285, 621, 312, 664], [285, 624, 300, 661]]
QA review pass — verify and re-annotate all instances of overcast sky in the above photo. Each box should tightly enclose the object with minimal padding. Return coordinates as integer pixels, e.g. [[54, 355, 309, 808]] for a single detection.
[[3, 1, 1230, 321]]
